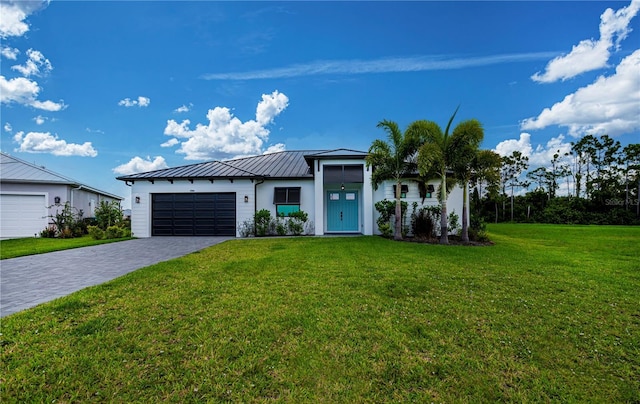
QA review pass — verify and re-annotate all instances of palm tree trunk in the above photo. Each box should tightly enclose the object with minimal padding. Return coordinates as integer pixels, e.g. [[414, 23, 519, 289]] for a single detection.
[[461, 179, 469, 243], [440, 170, 449, 244], [395, 180, 403, 240]]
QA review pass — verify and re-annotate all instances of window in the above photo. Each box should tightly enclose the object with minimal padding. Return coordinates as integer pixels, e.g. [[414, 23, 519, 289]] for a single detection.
[[323, 165, 364, 184], [274, 187, 301, 217], [274, 187, 301, 204], [393, 184, 409, 198]]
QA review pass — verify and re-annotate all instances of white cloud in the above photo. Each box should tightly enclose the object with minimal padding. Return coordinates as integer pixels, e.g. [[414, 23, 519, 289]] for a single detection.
[[201, 52, 558, 80], [494, 133, 534, 158], [13, 131, 98, 157], [532, 0, 640, 83], [174, 103, 192, 113], [160, 138, 179, 148], [118, 96, 150, 108], [113, 156, 168, 175], [522, 49, 640, 137], [163, 90, 289, 160], [11, 48, 53, 77], [0, 75, 66, 111], [33, 115, 46, 125], [0, 0, 48, 38], [1, 46, 19, 60], [4, 122, 13, 132], [264, 144, 286, 155]]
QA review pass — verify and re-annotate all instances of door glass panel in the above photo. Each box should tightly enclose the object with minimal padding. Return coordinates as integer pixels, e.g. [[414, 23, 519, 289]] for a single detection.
[[330, 193, 340, 200], [345, 193, 356, 200]]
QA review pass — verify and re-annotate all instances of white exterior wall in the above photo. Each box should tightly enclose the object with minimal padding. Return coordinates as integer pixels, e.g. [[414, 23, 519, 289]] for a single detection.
[[255, 178, 315, 220], [128, 178, 254, 237], [372, 179, 467, 235]]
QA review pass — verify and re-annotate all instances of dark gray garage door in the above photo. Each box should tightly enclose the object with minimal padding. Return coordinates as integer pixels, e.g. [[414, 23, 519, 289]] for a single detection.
[[152, 193, 236, 236]]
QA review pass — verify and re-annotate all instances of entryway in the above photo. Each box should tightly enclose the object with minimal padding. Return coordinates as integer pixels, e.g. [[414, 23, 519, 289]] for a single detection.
[[326, 190, 359, 232]]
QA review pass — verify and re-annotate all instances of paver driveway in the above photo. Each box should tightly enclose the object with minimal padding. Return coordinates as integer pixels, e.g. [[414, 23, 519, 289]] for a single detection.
[[0, 237, 230, 317]]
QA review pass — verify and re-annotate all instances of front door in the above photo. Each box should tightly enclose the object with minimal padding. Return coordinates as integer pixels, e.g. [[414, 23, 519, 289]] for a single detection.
[[326, 190, 359, 232]]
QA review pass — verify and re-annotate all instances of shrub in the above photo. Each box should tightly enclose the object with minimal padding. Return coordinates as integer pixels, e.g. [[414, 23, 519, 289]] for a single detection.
[[87, 225, 105, 240], [39, 226, 57, 238], [238, 219, 255, 238], [105, 225, 126, 239], [254, 209, 273, 237], [95, 201, 124, 230], [411, 205, 439, 239], [287, 211, 308, 236], [375, 199, 408, 237], [275, 216, 288, 236]]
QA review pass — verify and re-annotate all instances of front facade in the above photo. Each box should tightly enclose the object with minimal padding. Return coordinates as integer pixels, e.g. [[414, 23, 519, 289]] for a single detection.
[[117, 149, 466, 238], [0, 152, 123, 239]]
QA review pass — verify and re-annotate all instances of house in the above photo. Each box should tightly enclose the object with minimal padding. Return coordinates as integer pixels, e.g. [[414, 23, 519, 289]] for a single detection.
[[116, 149, 466, 238], [0, 151, 123, 239]]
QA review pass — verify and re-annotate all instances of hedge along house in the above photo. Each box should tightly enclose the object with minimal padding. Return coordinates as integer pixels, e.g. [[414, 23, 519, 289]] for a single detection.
[[0, 151, 123, 239], [116, 149, 466, 238]]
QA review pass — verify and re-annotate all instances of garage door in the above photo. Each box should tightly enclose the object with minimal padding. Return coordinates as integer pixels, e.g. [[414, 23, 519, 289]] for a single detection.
[[0, 194, 48, 239], [151, 193, 236, 236]]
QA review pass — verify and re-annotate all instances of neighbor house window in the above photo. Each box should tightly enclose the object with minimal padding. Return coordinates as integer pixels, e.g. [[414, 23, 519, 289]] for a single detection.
[[393, 184, 409, 198], [274, 187, 301, 217]]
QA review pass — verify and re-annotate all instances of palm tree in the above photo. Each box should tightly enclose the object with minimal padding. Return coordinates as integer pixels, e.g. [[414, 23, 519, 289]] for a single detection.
[[365, 120, 420, 240], [450, 121, 485, 242], [410, 107, 483, 244]]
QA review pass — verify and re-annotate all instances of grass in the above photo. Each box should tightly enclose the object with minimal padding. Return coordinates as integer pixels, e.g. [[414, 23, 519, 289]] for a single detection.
[[1, 224, 638, 402], [0, 235, 133, 260]]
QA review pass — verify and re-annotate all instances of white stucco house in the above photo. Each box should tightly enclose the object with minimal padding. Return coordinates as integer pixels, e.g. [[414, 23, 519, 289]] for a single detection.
[[0, 152, 123, 239], [116, 149, 466, 237]]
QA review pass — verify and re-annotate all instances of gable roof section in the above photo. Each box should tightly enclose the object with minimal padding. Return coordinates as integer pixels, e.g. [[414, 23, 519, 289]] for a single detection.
[[0, 152, 123, 200], [116, 149, 368, 182]]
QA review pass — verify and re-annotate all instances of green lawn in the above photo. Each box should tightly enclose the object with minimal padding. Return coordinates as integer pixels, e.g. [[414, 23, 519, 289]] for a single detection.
[[0, 236, 133, 260], [1, 224, 638, 402]]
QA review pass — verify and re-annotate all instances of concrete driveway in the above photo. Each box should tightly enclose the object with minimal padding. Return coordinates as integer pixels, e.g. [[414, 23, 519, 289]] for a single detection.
[[0, 237, 231, 317]]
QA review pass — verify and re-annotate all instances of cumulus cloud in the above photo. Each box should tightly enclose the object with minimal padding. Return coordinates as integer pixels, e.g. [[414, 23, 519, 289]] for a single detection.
[[13, 131, 98, 157], [532, 0, 640, 83], [522, 49, 640, 137], [160, 138, 179, 148], [118, 96, 150, 108], [113, 156, 168, 175], [0, 75, 66, 111], [0, 0, 49, 38], [163, 90, 289, 160], [33, 115, 46, 125], [494, 133, 534, 158], [4, 122, 13, 132], [11, 48, 53, 77], [1, 46, 19, 60], [174, 103, 192, 113]]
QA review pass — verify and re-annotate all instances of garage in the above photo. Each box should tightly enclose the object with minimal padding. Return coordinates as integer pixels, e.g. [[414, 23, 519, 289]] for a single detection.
[[0, 194, 48, 239], [151, 193, 236, 236]]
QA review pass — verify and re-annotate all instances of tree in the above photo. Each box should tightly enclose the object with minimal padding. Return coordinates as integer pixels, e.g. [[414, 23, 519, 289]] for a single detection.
[[450, 121, 485, 243], [622, 143, 640, 216], [502, 151, 529, 222], [366, 120, 420, 240], [471, 149, 502, 224], [411, 107, 482, 244]]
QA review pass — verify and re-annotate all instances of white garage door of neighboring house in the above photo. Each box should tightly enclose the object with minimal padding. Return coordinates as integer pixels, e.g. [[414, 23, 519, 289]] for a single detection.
[[0, 194, 48, 239]]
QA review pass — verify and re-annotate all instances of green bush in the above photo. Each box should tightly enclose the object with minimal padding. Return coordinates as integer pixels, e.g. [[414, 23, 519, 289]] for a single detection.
[[95, 201, 124, 230], [287, 211, 308, 236], [87, 225, 105, 240], [254, 209, 273, 237]]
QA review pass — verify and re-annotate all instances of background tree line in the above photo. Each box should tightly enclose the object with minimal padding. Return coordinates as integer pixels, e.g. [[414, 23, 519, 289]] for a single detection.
[[474, 134, 640, 225]]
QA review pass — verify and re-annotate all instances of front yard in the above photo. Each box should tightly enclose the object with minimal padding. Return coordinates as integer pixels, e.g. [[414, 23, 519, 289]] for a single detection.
[[1, 224, 638, 402]]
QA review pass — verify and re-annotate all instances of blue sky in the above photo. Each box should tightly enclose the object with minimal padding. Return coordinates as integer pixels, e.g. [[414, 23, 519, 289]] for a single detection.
[[2, 0, 639, 208]]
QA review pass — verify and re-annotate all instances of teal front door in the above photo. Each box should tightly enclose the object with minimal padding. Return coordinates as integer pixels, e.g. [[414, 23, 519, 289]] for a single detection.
[[326, 191, 359, 232]]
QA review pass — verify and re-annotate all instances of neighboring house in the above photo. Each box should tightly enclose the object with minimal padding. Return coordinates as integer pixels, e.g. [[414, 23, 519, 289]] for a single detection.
[[0, 152, 123, 239], [117, 149, 466, 238]]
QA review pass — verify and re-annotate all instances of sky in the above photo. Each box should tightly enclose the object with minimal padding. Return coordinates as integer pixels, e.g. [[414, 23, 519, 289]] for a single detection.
[[1, 0, 639, 208]]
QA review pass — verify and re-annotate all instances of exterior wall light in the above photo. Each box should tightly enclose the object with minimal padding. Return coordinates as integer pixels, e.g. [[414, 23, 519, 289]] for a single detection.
[[54, 196, 61, 204], [135, 196, 141, 204], [244, 195, 249, 203]]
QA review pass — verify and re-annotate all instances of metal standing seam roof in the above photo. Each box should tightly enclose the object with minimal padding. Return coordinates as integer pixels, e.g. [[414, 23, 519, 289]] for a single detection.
[[0, 151, 123, 200], [116, 149, 369, 182]]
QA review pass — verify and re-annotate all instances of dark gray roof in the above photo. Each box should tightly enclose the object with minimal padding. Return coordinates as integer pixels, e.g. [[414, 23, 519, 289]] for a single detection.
[[116, 149, 368, 182], [0, 152, 123, 200]]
